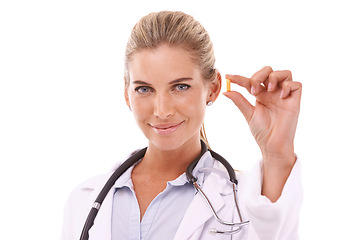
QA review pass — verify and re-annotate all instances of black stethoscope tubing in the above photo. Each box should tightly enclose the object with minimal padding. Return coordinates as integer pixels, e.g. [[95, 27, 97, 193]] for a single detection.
[[186, 141, 238, 185], [79, 141, 238, 240]]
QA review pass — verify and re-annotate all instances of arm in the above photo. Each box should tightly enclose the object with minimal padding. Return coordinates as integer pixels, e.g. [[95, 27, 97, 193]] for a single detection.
[[238, 156, 302, 240], [224, 66, 302, 202], [261, 152, 296, 202]]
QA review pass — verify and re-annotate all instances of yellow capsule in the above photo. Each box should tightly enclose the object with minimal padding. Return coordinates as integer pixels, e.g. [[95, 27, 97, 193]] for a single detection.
[[226, 78, 231, 92]]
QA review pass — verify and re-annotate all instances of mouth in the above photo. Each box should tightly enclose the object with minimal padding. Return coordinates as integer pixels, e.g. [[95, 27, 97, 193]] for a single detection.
[[150, 121, 184, 135]]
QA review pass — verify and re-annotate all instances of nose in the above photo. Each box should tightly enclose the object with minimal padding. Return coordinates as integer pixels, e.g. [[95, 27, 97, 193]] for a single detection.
[[153, 92, 174, 119]]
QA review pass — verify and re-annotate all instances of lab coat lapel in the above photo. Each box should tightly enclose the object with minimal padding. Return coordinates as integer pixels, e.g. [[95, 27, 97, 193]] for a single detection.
[[174, 174, 225, 240], [87, 180, 115, 239]]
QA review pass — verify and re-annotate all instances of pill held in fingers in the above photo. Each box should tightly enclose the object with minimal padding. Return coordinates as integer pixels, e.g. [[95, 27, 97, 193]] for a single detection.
[[226, 78, 231, 92]]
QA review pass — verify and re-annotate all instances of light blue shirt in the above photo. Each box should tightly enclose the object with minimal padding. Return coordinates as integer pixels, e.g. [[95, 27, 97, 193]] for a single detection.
[[111, 152, 214, 240]]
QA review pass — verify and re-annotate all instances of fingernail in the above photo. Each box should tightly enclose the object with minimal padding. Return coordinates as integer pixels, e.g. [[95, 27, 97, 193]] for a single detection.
[[268, 83, 273, 91], [251, 86, 256, 95], [280, 90, 284, 98]]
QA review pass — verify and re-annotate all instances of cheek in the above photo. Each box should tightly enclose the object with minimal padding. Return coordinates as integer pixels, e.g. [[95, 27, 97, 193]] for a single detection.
[[126, 90, 151, 122], [130, 98, 151, 120], [180, 93, 207, 120]]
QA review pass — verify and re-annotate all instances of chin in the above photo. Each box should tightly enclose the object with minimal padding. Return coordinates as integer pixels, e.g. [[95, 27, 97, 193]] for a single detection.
[[149, 137, 184, 152], [148, 133, 200, 153]]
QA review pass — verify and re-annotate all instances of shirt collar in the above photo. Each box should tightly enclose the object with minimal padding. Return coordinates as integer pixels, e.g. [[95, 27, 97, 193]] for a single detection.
[[112, 161, 138, 189]]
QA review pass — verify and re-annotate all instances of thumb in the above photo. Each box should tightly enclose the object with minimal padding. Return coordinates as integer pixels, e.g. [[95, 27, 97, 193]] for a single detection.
[[223, 91, 254, 122]]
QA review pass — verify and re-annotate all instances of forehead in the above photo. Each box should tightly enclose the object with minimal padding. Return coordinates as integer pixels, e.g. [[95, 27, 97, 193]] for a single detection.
[[128, 44, 201, 82]]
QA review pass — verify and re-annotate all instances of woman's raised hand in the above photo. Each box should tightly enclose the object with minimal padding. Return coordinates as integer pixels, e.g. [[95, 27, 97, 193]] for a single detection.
[[223, 66, 302, 167]]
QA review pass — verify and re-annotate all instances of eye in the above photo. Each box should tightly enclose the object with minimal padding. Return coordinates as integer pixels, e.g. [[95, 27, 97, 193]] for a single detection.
[[135, 86, 153, 94], [174, 84, 190, 91]]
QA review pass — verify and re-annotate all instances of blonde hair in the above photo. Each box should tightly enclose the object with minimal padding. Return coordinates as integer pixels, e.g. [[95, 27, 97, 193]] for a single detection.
[[124, 11, 216, 149]]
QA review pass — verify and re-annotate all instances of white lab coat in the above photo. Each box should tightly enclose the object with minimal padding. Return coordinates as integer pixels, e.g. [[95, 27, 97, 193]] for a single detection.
[[61, 153, 302, 240]]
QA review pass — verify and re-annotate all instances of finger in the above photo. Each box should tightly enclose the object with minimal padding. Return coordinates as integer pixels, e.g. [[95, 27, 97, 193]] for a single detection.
[[250, 66, 274, 96], [225, 74, 251, 92], [268, 70, 293, 92], [223, 91, 254, 122], [280, 81, 302, 99]]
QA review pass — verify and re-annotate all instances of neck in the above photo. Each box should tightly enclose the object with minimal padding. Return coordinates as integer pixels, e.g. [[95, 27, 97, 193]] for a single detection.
[[136, 138, 202, 181]]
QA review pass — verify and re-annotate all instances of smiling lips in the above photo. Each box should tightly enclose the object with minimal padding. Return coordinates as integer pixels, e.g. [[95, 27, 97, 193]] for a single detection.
[[150, 121, 184, 135]]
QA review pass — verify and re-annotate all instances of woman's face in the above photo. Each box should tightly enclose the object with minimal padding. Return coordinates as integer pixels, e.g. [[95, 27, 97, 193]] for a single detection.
[[125, 44, 218, 151]]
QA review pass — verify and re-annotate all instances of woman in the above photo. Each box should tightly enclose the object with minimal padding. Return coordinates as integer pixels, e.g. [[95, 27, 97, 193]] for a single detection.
[[62, 11, 302, 240]]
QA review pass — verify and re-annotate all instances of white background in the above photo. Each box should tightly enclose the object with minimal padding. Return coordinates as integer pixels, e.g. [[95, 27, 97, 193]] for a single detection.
[[1, 0, 355, 239]]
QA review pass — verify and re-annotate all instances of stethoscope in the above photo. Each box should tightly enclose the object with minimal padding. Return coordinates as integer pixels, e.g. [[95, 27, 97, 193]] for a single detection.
[[80, 141, 249, 240]]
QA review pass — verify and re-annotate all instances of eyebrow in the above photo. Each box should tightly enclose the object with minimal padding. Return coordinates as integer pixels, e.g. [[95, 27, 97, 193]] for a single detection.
[[132, 77, 193, 85]]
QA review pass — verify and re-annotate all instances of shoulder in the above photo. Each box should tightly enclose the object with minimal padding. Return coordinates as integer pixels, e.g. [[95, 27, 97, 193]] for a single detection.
[[63, 172, 110, 222], [62, 148, 144, 239], [61, 173, 109, 240], [65, 148, 143, 204], [69, 174, 107, 199]]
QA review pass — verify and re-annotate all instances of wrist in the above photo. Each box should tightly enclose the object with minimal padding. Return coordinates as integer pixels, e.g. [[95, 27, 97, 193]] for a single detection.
[[261, 151, 296, 203], [261, 149, 296, 169]]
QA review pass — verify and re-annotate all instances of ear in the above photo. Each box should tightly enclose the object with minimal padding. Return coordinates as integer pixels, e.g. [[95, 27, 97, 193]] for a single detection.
[[207, 70, 222, 102], [124, 77, 131, 110]]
